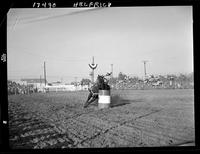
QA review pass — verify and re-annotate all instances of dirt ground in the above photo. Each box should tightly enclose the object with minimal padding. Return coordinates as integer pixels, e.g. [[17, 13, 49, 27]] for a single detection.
[[8, 89, 195, 148]]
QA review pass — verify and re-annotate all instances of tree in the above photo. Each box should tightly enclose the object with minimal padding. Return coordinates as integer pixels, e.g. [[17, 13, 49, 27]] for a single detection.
[[118, 72, 127, 81], [80, 78, 91, 85], [71, 81, 76, 85], [109, 77, 117, 85], [178, 73, 188, 83], [129, 76, 140, 84], [188, 72, 193, 82]]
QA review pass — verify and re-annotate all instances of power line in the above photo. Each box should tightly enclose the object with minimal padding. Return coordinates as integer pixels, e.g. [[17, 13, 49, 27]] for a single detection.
[[19, 8, 104, 25], [8, 46, 89, 63]]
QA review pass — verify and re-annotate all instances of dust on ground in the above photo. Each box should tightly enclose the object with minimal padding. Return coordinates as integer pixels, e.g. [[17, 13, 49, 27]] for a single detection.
[[8, 89, 195, 148]]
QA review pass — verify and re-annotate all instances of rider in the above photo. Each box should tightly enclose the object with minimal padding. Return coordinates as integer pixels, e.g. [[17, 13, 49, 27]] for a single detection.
[[84, 72, 112, 108], [104, 72, 111, 84]]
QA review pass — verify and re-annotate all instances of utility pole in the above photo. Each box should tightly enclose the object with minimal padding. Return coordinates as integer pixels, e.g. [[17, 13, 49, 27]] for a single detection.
[[44, 61, 47, 86], [142, 60, 148, 78], [75, 77, 77, 85], [75, 77, 77, 90], [40, 75, 41, 86]]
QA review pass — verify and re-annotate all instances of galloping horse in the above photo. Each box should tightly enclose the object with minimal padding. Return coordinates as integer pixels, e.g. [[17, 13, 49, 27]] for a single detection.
[[84, 73, 111, 108]]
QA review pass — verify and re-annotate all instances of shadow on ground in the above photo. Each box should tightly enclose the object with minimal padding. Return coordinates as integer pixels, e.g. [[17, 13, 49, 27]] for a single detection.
[[110, 95, 144, 108], [89, 99, 98, 107], [88, 94, 144, 108], [109, 95, 130, 108]]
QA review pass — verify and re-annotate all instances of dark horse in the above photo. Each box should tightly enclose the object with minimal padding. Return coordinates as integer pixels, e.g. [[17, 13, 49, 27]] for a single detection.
[[84, 73, 111, 108]]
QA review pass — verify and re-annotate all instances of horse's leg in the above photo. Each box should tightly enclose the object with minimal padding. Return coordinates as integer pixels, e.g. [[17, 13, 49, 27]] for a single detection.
[[84, 94, 99, 108], [86, 96, 97, 106], [84, 92, 93, 108], [107, 85, 110, 90], [86, 92, 92, 102]]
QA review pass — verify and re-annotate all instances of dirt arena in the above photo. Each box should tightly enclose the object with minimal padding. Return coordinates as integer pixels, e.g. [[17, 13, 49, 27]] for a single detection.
[[8, 89, 195, 148]]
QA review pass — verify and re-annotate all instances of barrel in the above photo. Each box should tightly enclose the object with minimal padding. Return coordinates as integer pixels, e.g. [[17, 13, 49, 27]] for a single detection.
[[98, 90, 111, 109]]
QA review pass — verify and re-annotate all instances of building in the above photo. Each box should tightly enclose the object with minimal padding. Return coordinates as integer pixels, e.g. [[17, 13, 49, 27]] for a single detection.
[[20, 78, 47, 89], [46, 84, 76, 92], [45, 84, 89, 92], [20, 78, 89, 92]]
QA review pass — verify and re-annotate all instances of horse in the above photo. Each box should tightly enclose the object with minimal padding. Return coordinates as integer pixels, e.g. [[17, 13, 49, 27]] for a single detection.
[[84, 73, 111, 108]]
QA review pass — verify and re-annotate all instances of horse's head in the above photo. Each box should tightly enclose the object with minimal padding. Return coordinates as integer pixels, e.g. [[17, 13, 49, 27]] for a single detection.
[[96, 75, 104, 85]]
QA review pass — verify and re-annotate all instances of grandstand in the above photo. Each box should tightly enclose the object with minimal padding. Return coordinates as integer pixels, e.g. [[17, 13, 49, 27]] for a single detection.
[[7, 72, 193, 95]]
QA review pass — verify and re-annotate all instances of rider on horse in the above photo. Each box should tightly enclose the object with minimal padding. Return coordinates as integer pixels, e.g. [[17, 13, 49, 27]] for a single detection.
[[84, 72, 111, 108]]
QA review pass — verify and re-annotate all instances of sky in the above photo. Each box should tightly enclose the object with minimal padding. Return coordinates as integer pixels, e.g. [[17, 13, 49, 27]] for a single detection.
[[7, 6, 193, 83]]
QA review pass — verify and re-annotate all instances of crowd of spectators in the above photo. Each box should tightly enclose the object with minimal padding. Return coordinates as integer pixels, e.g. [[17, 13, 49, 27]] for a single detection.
[[7, 72, 193, 95], [108, 72, 194, 90], [7, 80, 37, 95]]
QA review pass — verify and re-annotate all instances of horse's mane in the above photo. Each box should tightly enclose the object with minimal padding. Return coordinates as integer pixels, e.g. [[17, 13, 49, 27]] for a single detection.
[[97, 75, 104, 83], [96, 75, 110, 90], [89, 75, 110, 93]]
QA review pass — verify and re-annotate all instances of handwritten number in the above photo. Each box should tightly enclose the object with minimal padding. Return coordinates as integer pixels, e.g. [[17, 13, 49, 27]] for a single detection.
[[37, 3, 40, 7], [42, 2, 46, 8], [33, 2, 56, 8], [52, 3, 56, 8]]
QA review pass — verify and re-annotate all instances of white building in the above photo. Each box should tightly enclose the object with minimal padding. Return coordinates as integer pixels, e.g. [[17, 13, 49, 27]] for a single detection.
[[21, 78, 47, 88], [46, 84, 76, 92], [45, 84, 89, 92]]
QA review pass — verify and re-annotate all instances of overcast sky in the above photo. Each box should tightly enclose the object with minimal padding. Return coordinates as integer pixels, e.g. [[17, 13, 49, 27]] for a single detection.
[[7, 6, 193, 83]]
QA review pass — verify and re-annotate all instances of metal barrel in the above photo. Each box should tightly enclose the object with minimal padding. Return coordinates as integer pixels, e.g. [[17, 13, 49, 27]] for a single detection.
[[98, 90, 111, 109]]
